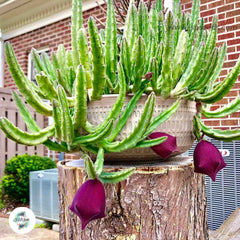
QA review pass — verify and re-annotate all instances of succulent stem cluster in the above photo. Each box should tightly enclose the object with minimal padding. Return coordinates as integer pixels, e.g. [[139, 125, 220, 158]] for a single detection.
[[1, 0, 240, 181]]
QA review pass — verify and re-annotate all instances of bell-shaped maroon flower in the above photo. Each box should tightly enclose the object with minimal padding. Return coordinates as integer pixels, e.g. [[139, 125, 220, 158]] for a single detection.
[[148, 132, 179, 159], [70, 179, 106, 230], [194, 140, 226, 181]]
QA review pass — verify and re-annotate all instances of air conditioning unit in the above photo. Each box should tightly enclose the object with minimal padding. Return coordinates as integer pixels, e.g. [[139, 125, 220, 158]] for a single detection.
[[185, 139, 240, 230], [30, 168, 59, 223]]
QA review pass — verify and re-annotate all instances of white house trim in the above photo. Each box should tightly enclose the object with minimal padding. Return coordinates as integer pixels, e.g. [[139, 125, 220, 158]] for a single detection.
[[1, 0, 105, 40]]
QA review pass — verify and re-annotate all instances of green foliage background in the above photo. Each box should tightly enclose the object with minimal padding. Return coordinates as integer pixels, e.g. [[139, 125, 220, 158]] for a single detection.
[[1, 154, 56, 204]]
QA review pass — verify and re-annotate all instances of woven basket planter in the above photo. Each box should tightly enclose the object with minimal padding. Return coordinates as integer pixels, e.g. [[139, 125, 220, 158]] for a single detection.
[[87, 94, 197, 162]]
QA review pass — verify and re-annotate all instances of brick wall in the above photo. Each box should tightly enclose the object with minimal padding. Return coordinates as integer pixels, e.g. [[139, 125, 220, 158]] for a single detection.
[[181, 0, 240, 129], [4, 5, 106, 89]]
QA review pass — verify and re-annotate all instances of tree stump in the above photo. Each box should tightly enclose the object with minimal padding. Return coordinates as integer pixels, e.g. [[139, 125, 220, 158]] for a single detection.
[[57, 156, 209, 240]]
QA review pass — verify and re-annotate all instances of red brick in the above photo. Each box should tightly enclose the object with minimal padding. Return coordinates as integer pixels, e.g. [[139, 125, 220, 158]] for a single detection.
[[225, 90, 238, 97], [200, 9, 216, 18], [200, 5, 208, 11], [236, 2, 240, 8], [210, 106, 220, 111], [204, 120, 220, 127], [221, 119, 239, 126], [227, 38, 240, 46], [220, 69, 228, 76], [185, 2, 192, 9], [231, 112, 240, 118], [227, 9, 240, 18], [218, 32, 234, 40], [217, 4, 234, 13], [227, 24, 240, 32], [209, 0, 224, 9], [226, 0, 239, 4], [223, 61, 237, 68], [181, 0, 191, 4], [201, 0, 214, 4], [228, 53, 240, 60], [216, 98, 229, 105], [218, 18, 235, 27], [227, 46, 236, 53]]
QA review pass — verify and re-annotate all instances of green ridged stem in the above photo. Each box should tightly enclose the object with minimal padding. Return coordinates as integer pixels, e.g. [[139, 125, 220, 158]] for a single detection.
[[204, 15, 218, 59], [105, 0, 117, 85], [57, 45, 67, 77], [31, 48, 46, 73], [120, 38, 131, 87], [155, 0, 163, 12], [99, 168, 135, 183], [74, 120, 113, 144], [149, 58, 158, 91], [0, 118, 54, 146], [56, 69, 71, 96], [104, 93, 155, 152], [197, 43, 227, 92], [84, 156, 97, 179], [73, 65, 87, 130], [197, 117, 240, 141], [95, 63, 126, 133], [42, 52, 56, 80], [68, 66, 76, 91], [138, 0, 149, 43], [36, 73, 58, 100], [51, 52, 60, 71], [132, 36, 146, 92], [172, 30, 188, 86], [143, 99, 181, 137], [134, 136, 167, 148], [78, 28, 92, 89], [160, 12, 174, 98], [67, 51, 74, 68], [88, 17, 106, 101], [193, 115, 202, 141], [12, 91, 64, 151], [5, 43, 52, 116], [57, 85, 74, 144], [201, 97, 240, 118], [189, 48, 218, 91], [123, 1, 138, 52], [52, 100, 62, 141], [95, 147, 104, 176], [71, 0, 82, 68], [107, 81, 148, 142], [195, 56, 240, 103], [173, 43, 205, 94], [12, 91, 40, 133]]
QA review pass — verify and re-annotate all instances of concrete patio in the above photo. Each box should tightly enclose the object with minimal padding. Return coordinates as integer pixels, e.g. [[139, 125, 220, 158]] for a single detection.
[[0, 217, 59, 240]]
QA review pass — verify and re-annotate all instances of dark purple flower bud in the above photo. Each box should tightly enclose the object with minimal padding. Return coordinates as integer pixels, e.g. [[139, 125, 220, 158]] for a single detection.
[[148, 132, 179, 159], [194, 140, 226, 181], [70, 179, 106, 230]]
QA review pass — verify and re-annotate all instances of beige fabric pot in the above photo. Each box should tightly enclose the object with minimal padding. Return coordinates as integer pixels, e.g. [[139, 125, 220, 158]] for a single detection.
[[87, 94, 197, 162]]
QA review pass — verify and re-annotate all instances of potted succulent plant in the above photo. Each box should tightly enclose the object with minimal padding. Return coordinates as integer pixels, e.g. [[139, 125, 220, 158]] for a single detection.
[[1, 0, 240, 233]]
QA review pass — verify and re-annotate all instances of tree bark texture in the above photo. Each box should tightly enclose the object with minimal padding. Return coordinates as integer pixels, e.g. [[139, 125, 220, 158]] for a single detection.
[[58, 157, 208, 240]]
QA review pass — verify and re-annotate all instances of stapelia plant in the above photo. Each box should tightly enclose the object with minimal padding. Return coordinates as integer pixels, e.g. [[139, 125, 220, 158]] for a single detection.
[[1, 0, 240, 229]]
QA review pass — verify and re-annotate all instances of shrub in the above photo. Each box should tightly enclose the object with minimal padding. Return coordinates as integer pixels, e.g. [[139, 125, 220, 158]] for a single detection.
[[2, 154, 56, 204]]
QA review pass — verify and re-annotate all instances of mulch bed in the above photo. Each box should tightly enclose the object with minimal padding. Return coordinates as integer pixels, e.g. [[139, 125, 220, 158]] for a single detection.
[[0, 199, 28, 218]]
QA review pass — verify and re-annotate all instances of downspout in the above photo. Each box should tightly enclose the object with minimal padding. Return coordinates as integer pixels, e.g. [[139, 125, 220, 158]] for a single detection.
[[0, 29, 4, 87]]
